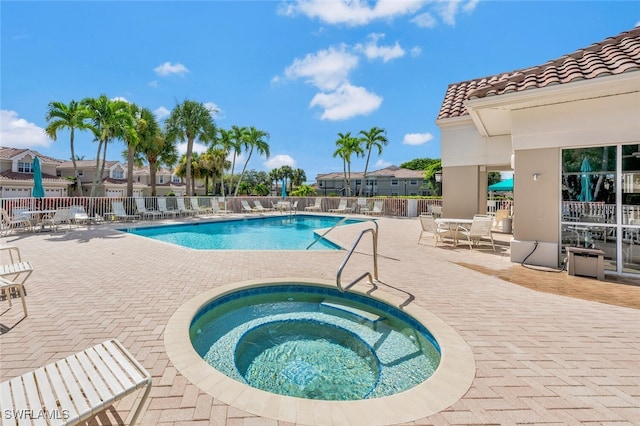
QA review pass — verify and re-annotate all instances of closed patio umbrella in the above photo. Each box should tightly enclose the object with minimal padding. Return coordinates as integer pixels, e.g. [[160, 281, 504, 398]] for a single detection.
[[579, 157, 593, 202], [32, 157, 45, 200], [281, 177, 287, 198]]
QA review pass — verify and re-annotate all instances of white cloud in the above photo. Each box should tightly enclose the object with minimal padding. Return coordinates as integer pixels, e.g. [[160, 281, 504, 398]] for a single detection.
[[0, 110, 51, 148], [410, 46, 422, 57], [148, 80, 158, 88], [411, 12, 437, 28], [310, 83, 382, 121], [176, 142, 208, 156], [264, 154, 296, 169], [284, 45, 358, 91], [112, 96, 129, 103], [374, 159, 393, 169], [436, 0, 478, 26], [154, 106, 170, 119], [203, 102, 225, 120], [154, 62, 189, 77], [357, 33, 405, 62], [281, 0, 426, 26], [402, 132, 434, 146]]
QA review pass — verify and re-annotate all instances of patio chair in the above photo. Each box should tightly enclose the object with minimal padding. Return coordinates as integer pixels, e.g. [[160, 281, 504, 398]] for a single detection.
[[456, 214, 495, 251], [328, 199, 352, 213], [176, 197, 197, 216], [241, 200, 256, 213], [191, 197, 212, 215], [42, 208, 72, 232], [135, 198, 162, 220], [0, 208, 32, 235], [305, 198, 322, 212], [253, 200, 273, 212], [418, 213, 455, 246], [217, 197, 232, 214], [357, 198, 370, 214], [0, 246, 33, 287], [157, 197, 178, 218], [111, 201, 140, 222], [0, 276, 27, 317], [363, 200, 383, 216], [0, 339, 152, 426], [70, 205, 101, 225]]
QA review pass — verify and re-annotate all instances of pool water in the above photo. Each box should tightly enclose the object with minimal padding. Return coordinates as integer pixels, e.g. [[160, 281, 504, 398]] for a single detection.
[[191, 285, 441, 401], [122, 215, 362, 250]]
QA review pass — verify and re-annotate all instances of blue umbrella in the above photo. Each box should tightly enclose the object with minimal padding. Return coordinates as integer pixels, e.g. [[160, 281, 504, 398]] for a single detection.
[[281, 177, 287, 198], [579, 157, 593, 202], [32, 157, 45, 199]]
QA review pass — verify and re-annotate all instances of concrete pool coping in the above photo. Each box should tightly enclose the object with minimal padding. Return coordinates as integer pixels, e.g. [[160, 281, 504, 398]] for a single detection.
[[164, 277, 475, 426]]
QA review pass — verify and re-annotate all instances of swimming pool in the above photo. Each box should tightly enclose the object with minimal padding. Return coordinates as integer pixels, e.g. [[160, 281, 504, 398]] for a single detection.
[[122, 215, 363, 250]]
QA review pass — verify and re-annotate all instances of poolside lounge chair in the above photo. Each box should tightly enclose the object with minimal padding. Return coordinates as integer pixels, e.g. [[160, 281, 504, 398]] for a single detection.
[[191, 197, 212, 215], [0, 246, 33, 287], [305, 198, 322, 212], [0, 276, 27, 317], [0, 208, 32, 235], [0, 339, 152, 426], [70, 205, 101, 225], [176, 197, 197, 216], [253, 200, 273, 212], [135, 198, 162, 220], [357, 198, 370, 214], [241, 200, 256, 213], [157, 198, 178, 218], [42, 208, 72, 232], [363, 200, 384, 216], [111, 201, 140, 222], [418, 213, 454, 246], [329, 199, 352, 213], [457, 214, 495, 251], [210, 198, 229, 215]]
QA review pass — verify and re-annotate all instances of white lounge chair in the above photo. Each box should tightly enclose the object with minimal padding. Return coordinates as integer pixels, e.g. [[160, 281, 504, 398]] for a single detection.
[[0, 276, 27, 317], [329, 199, 352, 213], [157, 198, 177, 218], [357, 198, 370, 214], [135, 198, 162, 220], [305, 198, 322, 212], [241, 200, 255, 213], [0, 208, 32, 235], [0, 339, 152, 426], [363, 200, 383, 216], [191, 197, 212, 215], [216, 197, 231, 214], [457, 214, 496, 251], [111, 201, 139, 222], [70, 205, 101, 225], [176, 197, 197, 216], [42, 208, 72, 232], [253, 200, 273, 212], [0, 246, 33, 287]]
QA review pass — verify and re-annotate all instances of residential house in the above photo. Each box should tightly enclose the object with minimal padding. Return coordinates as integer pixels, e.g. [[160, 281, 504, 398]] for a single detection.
[[316, 166, 428, 197], [0, 147, 69, 198], [436, 27, 640, 275]]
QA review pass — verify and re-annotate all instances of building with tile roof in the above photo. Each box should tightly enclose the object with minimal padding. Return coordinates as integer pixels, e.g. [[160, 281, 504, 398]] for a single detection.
[[436, 27, 640, 274], [315, 166, 428, 197]]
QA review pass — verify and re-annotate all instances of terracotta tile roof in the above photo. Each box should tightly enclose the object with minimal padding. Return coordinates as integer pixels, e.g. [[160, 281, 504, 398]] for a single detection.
[[438, 27, 640, 120], [57, 160, 119, 168], [0, 170, 69, 184], [317, 166, 425, 179], [0, 147, 63, 165]]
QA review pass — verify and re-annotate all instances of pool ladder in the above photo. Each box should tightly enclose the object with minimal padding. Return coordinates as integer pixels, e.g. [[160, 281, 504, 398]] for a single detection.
[[336, 221, 379, 292]]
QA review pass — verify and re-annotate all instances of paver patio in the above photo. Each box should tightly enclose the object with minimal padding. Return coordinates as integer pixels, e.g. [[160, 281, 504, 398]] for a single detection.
[[1, 215, 639, 425]]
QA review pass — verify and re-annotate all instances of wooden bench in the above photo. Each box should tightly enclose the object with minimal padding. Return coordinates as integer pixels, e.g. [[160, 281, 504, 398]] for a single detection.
[[0, 339, 152, 425]]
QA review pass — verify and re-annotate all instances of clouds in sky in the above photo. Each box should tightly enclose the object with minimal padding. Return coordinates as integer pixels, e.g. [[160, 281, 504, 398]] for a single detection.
[[154, 62, 189, 77], [0, 110, 50, 148], [403, 132, 434, 146], [264, 154, 296, 169]]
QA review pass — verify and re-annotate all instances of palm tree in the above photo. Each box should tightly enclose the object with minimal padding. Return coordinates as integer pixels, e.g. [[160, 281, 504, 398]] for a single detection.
[[358, 127, 388, 196], [234, 126, 270, 196], [82, 95, 135, 197], [134, 130, 178, 196], [291, 168, 307, 192], [228, 125, 248, 195], [217, 128, 234, 197], [333, 132, 363, 196], [207, 147, 230, 195], [165, 100, 216, 196], [45, 100, 92, 196], [124, 104, 159, 197]]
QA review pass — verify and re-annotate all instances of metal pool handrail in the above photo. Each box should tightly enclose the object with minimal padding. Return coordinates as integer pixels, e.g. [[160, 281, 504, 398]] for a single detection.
[[306, 216, 349, 250], [336, 222, 379, 292]]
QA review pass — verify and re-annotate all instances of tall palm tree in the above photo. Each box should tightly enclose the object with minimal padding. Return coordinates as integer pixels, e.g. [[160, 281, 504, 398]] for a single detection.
[[207, 147, 230, 195], [279, 165, 293, 193], [124, 103, 156, 197], [234, 126, 270, 196], [358, 127, 388, 196], [291, 168, 307, 192], [228, 125, 248, 195], [333, 132, 363, 196], [165, 100, 216, 195], [82, 95, 135, 197], [134, 129, 178, 196], [268, 167, 283, 195], [217, 128, 234, 197], [45, 100, 92, 196]]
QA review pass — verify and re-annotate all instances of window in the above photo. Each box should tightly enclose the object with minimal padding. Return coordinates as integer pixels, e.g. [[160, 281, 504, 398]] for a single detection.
[[410, 180, 418, 186], [18, 162, 32, 173], [319, 181, 323, 187], [112, 170, 124, 179], [391, 179, 398, 186], [172, 176, 181, 183], [159, 176, 165, 184], [77, 170, 83, 177]]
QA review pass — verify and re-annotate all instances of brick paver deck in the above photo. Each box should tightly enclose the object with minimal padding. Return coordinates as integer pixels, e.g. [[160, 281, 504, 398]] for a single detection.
[[1, 215, 639, 425]]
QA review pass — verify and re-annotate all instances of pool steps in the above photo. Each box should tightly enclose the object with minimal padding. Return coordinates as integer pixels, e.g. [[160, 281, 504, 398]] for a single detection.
[[320, 301, 387, 324]]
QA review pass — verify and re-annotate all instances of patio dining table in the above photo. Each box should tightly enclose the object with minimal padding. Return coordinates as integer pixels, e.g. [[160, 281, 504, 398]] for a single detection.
[[22, 210, 57, 232], [435, 218, 474, 245]]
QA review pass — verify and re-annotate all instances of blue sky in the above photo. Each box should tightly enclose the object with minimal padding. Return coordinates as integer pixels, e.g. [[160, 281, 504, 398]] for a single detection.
[[1, 1, 639, 181]]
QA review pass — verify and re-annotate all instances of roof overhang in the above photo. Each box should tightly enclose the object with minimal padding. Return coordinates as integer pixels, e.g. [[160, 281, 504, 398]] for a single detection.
[[464, 71, 640, 137]]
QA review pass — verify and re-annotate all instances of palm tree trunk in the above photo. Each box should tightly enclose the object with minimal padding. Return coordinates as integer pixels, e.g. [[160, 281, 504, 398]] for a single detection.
[[234, 148, 253, 196], [360, 149, 373, 196], [69, 129, 83, 197], [98, 139, 109, 196], [127, 144, 135, 197], [149, 159, 157, 196], [185, 139, 193, 197], [91, 139, 104, 198]]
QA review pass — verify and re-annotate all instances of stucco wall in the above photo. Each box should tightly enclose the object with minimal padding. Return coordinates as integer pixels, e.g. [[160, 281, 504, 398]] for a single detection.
[[442, 165, 485, 219]]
